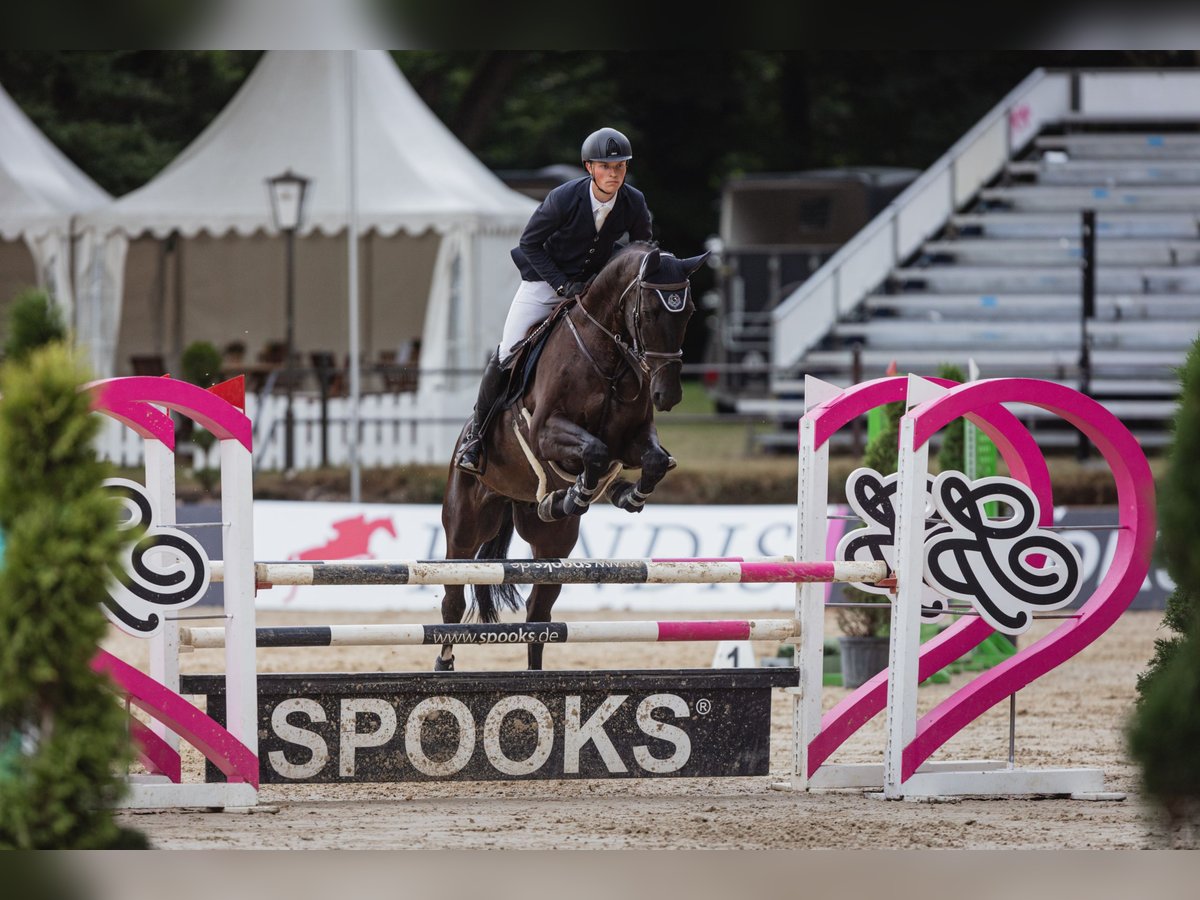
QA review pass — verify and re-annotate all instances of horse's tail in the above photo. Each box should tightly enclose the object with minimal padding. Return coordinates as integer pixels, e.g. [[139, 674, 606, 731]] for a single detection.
[[471, 500, 523, 623]]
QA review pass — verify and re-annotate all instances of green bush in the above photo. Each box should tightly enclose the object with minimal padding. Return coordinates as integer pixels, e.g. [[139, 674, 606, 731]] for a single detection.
[[4, 288, 67, 363], [0, 343, 145, 848]]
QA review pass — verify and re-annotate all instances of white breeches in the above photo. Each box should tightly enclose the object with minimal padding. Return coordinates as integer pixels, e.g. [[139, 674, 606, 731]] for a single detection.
[[498, 280, 561, 362]]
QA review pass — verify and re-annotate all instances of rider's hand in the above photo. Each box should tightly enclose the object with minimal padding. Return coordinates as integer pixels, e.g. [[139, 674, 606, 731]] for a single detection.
[[558, 281, 588, 299]]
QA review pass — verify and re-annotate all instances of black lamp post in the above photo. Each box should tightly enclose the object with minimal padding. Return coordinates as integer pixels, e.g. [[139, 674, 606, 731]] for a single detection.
[[266, 169, 311, 471]]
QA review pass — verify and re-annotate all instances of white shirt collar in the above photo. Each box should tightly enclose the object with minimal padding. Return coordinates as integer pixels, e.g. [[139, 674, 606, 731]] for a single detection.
[[590, 185, 617, 214]]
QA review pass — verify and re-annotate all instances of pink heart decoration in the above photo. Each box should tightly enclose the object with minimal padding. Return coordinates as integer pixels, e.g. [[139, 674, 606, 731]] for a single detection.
[[804, 377, 1155, 782]]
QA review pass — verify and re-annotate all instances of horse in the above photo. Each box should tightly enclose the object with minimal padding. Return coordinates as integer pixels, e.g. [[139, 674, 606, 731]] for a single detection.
[[437, 242, 709, 670]]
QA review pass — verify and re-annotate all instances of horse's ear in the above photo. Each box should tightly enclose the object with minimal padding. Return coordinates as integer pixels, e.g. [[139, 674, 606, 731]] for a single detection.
[[681, 251, 711, 275], [643, 248, 661, 274]]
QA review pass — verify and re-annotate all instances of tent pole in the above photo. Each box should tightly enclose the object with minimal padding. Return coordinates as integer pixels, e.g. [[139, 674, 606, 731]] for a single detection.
[[347, 50, 362, 502]]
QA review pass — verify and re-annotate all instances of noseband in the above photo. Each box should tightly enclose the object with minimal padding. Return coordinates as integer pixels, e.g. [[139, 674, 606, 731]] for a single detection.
[[571, 252, 690, 392]]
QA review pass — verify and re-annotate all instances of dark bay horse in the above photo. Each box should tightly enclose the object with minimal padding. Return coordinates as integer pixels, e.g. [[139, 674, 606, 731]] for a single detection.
[[438, 242, 709, 670]]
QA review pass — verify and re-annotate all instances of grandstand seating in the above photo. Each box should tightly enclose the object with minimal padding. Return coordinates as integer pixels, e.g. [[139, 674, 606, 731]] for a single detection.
[[749, 114, 1200, 453]]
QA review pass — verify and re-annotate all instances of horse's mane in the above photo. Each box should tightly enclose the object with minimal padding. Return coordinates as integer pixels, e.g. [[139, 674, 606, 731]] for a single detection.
[[590, 241, 656, 296]]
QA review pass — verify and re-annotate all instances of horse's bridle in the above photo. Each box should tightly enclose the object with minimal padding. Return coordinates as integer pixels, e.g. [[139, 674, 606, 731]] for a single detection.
[[570, 252, 691, 391]]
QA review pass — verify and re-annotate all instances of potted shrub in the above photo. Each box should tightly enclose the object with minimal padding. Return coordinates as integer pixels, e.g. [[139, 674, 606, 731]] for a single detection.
[[834, 367, 968, 689], [834, 394, 905, 687], [835, 588, 891, 688]]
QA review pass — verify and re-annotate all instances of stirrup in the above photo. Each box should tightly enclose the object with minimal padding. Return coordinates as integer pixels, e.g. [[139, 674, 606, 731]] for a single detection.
[[456, 434, 485, 474]]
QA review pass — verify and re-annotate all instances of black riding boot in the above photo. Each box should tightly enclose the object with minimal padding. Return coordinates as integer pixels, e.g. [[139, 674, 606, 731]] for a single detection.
[[456, 350, 509, 474]]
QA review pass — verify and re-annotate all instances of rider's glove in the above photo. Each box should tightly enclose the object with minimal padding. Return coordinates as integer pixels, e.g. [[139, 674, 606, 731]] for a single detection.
[[557, 281, 588, 299]]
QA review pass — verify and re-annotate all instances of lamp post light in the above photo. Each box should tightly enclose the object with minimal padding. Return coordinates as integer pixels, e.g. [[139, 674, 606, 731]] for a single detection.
[[266, 169, 311, 471]]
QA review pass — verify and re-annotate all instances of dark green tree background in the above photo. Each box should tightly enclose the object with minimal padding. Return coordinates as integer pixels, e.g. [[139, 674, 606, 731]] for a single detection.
[[6, 51, 1192, 237], [1, 50, 1194, 363]]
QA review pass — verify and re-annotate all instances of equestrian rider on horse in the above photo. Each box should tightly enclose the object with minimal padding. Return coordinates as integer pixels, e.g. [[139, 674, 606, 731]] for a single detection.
[[455, 126, 654, 474]]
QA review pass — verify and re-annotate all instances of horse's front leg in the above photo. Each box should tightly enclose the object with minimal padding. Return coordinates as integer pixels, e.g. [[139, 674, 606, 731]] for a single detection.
[[611, 422, 672, 514], [534, 413, 610, 522]]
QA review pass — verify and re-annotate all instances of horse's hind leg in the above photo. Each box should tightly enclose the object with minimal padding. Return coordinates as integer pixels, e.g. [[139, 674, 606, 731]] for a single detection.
[[437, 468, 509, 671], [514, 504, 581, 670], [436, 585, 466, 671]]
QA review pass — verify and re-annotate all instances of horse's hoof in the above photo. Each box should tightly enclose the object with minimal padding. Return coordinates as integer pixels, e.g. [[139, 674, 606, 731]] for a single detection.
[[612, 483, 647, 513], [434, 655, 455, 672]]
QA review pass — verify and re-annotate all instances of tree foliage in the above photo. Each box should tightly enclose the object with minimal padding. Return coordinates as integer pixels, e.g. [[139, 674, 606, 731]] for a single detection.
[[3, 50, 1192, 237], [0, 51, 258, 196]]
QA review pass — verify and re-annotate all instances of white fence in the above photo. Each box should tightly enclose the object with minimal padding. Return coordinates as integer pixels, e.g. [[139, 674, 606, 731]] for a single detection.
[[95, 391, 468, 471]]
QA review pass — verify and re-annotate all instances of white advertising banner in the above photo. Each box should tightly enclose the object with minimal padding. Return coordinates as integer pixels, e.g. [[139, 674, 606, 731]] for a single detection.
[[251, 501, 847, 613], [236, 501, 1172, 613]]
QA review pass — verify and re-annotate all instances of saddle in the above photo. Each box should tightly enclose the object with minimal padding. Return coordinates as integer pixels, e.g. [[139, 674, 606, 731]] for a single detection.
[[479, 297, 577, 439]]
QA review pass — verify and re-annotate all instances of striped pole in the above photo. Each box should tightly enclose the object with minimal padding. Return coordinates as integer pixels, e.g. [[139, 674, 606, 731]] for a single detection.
[[181, 618, 799, 650], [209, 558, 887, 587]]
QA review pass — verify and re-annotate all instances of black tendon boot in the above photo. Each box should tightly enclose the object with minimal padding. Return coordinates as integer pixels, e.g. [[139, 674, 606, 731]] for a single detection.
[[456, 350, 508, 474]]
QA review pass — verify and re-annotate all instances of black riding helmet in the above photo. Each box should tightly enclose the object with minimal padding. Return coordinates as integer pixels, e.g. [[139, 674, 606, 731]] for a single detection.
[[581, 127, 633, 163]]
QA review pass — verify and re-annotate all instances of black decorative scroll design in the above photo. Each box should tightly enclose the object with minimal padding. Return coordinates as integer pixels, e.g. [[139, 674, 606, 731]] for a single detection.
[[104, 478, 211, 638], [923, 471, 1082, 635], [836, 468, 952, 621]]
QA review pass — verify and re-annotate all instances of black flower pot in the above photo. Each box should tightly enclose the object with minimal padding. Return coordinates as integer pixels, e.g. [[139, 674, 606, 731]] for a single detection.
[[837, 635, 891, 688]]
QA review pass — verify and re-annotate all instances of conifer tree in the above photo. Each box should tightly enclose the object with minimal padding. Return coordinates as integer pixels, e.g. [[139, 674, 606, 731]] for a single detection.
[[0, 344, 145, 848], [1134, 336, 1200, 700], [1128, 334, 1200, 831], [3, 288, 66, 362]]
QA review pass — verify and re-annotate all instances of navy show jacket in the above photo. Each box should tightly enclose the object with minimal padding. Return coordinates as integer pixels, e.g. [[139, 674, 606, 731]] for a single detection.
[[511, 176, 653, 292]]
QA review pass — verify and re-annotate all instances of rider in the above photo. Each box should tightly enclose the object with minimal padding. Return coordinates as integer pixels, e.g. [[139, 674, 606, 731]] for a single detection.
[[455, 126, 654, 474]]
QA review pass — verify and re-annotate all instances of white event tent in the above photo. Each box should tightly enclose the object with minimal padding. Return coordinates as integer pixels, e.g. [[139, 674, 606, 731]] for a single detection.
[[0, 81, 112, 326], [75, 50, 536, 401]]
